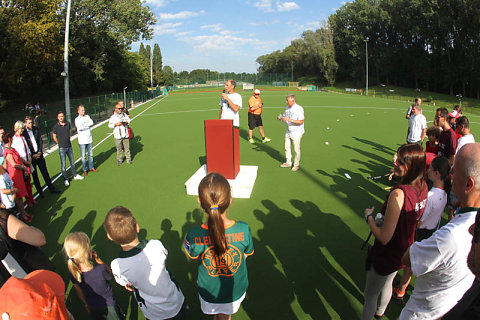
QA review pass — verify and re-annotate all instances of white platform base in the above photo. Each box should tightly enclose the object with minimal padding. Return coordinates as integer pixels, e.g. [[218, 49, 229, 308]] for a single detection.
[[185, 165, 258, 198]]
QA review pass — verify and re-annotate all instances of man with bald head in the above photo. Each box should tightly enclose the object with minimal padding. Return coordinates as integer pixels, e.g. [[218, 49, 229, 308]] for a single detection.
[[399, 143, 480, 319]]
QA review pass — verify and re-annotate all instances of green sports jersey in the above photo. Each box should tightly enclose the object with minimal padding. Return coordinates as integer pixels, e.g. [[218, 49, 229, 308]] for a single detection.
[[185, 221, 254, 303]]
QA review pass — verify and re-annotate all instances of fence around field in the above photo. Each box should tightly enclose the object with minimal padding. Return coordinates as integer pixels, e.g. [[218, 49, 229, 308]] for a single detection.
[[2, 88, 163, 150]]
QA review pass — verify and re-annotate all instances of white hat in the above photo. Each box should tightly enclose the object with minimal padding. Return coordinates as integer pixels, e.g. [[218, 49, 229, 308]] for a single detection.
[[254, 89, 260, 95]]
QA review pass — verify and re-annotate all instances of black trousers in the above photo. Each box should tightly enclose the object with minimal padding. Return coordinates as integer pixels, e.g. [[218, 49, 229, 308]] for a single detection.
[[31, 154, 54, 193]]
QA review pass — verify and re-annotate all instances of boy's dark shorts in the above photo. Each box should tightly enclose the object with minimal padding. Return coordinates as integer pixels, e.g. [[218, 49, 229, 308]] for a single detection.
[[248, 112, 263, 129]]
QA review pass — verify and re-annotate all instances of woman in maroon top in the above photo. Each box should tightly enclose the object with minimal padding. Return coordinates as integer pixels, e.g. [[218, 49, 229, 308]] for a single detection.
[[362, 143, 428, 320]]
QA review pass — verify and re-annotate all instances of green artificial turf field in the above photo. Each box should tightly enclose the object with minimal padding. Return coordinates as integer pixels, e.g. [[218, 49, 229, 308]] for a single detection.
[[27, 89, 480, 319]]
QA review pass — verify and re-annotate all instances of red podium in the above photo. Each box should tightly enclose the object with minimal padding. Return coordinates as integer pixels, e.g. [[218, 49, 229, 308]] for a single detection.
[[204, 119, 240, 179]]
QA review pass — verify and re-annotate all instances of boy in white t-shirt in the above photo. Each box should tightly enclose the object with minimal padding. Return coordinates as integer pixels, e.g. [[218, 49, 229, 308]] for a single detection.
[[104, 206, 188, 319]]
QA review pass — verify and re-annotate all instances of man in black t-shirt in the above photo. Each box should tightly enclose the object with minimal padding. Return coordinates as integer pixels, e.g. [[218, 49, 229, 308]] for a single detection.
[[52, 111, 83, 187]]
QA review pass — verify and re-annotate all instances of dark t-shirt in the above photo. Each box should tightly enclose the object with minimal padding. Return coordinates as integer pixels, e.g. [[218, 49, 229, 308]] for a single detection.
[[371, 184, 428, 275], [438, 128, 458, 158], [53, 122, 72, 148], [70, 263, 116, 308]]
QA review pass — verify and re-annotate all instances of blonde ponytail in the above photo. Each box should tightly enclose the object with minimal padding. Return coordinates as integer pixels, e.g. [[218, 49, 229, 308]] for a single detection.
[[63, 232, 93, 283]]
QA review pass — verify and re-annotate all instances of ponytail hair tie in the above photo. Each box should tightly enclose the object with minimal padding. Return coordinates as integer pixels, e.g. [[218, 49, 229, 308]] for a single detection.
[[210, 204, 218, 210]]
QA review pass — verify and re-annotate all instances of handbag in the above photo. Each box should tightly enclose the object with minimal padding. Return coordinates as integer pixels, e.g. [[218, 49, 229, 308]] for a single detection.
[[128, 127, 134, 140], [0, 220, 55, 273]]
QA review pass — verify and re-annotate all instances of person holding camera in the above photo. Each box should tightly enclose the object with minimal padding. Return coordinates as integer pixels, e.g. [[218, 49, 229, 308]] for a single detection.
[[108, 102, 131, 165], [362, 143, 428, 320]]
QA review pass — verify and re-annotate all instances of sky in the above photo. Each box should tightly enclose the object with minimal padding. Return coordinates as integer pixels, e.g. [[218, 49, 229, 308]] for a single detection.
[[132, 0, 348, 74]]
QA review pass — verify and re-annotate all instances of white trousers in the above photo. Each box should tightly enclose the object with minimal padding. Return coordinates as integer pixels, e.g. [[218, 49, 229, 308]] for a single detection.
[[285, 133, 302, 166]]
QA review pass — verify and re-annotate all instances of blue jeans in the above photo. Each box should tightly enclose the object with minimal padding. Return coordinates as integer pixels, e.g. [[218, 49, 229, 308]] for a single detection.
[[79, 143, 94, 171], [59, 147, 77, 180]]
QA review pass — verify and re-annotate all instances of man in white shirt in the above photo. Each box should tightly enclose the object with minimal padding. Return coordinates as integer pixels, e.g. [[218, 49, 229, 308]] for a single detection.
[[456, 116, 475, 154], [278, 94, 305, 172], [108, 101, 132, 165], [399, 143, 480, 319], [219, 80, 242, 128], [406, 103, 427, 144], [75, 105, 97, 175]]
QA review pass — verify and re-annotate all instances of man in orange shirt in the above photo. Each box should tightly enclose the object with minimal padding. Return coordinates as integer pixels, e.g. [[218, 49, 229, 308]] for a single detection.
[[248, 89, 271, 143]]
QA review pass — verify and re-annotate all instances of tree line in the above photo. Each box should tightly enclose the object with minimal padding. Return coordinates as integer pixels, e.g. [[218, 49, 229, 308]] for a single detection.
[[257, 0, 480, 98], [0, 0, 155, 104]]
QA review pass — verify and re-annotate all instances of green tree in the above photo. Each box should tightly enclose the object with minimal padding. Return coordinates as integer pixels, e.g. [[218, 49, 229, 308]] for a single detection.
[[0, 0, 63, 99], [153, 44, 162, 86], [162, 65, 174, 86]]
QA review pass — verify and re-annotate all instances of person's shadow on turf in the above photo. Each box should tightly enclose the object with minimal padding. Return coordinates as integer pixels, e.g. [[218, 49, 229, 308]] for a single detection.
[[239, 127, 284, 163], [290, 199, 365, 304], [253, 200, 361, 319]]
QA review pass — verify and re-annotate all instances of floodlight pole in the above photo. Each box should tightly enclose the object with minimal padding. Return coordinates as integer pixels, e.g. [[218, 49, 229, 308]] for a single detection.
[[291, 60, 293, 82], [150, 40, 153, 88], [123, 87, 127, 107], [63, 0, 72, 122], [457, 94, 463, 108], [364, 37, 369, 96]]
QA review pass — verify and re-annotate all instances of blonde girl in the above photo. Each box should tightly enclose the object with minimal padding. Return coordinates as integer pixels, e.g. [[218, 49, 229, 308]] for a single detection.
[[64, 232, 124, 320], [184, 172, 254, 320]]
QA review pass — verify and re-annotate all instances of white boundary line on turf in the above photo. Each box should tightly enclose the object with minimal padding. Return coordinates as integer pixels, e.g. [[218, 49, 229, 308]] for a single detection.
[[35, 95, 168, 196]]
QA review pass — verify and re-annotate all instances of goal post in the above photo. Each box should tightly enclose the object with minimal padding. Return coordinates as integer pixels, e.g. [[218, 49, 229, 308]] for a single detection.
[[242, 83, 254, 90]]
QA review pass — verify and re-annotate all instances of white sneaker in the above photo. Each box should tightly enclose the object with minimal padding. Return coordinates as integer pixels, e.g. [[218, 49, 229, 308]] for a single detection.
[[73, 175, 84, 180], [64, 180, 70, 187]]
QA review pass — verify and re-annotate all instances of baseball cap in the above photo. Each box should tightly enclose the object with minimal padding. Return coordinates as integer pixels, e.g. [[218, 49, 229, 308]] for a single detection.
[[0, 270, 69, 319], [449, 110, 460, 118], [254, 89, 261, 95]]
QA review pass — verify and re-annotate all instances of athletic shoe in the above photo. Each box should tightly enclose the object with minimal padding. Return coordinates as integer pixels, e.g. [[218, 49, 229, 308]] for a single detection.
[[248, 138, 255, 144], [392, 287, 405, 301], [374, 314, 383, 320], [73, 175, 84, 180], [83, 171, 88, 176], [291, 165, 300, 172], [64, 180, 70, 187], [118, 160, 123, 166], [262, 137, 271, 143], [127, 160, 132, 164], [90, 168, 97, 172], [21, 214, 33, 223], [280, 163, 292, 168]]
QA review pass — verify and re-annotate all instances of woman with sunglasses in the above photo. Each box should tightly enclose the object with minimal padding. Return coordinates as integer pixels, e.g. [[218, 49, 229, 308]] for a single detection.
[[362, 143, 428, 320]]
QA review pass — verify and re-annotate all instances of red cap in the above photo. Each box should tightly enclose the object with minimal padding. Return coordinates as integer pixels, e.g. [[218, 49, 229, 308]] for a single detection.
[[0, 270, 69, 319], [449, 110, 460, 119]]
